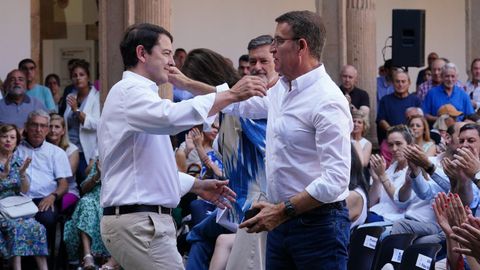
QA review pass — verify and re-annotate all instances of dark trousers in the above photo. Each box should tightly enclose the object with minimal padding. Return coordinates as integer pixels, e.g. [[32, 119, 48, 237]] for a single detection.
[[266, 207, 350, 270]]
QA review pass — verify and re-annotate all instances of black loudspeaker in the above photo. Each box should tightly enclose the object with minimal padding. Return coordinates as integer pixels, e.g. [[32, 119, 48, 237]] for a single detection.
[[392, 9, 425, 67]]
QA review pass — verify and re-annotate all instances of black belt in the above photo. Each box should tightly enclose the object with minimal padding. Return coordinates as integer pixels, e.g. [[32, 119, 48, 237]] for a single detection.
[[103, 204, 172, 216], [318, 200, 346, 211]]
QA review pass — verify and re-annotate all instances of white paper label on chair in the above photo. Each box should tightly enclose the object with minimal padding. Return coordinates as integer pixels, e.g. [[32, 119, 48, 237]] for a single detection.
[[415, 254, 432, 270], [391, 248, 404, 263], [363, 235, 378, 250]]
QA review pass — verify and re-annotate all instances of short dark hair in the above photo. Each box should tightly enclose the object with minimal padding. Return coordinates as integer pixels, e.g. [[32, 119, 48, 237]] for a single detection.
[[239, 54, 249, 63], [182, 48, 240, 88], [459, 123, 480, 137], [175, 48, 187, 55], [120, 23, 173, 69], [275, 10, 326, 60], [471, 58, 480, 72], [247, 35, 273, 50], [70, 59, 91, 78], [18, 58, 36, 69], [44, 73, 60, 87]]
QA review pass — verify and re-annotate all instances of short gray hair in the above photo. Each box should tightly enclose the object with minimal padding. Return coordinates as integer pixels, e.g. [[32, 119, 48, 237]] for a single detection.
[[247, 35, 274, 50], [27, 109, 50, 124], [442, 62, 458, 76]]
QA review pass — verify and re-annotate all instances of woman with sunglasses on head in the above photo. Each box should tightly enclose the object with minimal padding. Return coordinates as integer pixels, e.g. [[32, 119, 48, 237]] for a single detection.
[[0, 124, 48, 270]]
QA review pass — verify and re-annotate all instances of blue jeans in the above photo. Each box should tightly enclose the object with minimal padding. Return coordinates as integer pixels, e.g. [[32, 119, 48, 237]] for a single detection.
[[266, 207, 350, 270], [186, 211, 231, 270]]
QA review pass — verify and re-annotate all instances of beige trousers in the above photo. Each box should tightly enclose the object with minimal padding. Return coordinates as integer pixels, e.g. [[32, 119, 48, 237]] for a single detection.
[[101, 212, 183, 270], [225, 229, 267, 270]]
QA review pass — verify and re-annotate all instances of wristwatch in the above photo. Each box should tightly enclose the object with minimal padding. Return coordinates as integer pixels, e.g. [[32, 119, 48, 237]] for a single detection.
[[283, 200, 296, 218], [473, 171, 480, 187]]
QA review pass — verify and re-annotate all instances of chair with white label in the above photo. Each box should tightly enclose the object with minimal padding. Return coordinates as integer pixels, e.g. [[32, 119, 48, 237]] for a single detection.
[[398, 243, 441, 270], [372, 233, 416, 270], [347, 226, 385, 270]]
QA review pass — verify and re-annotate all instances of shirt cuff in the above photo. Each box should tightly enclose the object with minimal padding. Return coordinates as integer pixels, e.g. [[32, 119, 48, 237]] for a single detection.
[[179, 172, 195, 197], [216, 83, 229, 93]]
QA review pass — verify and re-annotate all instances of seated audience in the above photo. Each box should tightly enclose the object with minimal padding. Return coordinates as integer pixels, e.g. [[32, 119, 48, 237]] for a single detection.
[[351, 110, 372, 167], [46, 113, 80, 213], [423, 63, 474, 124], [0, 124, 48, 270], [64, 157, 119, 270], [44, 73, 62, 112], [16, 110, 71, 254], [18, 59, 56, 111], [407, 115, 436, 156], [0, 69, 46, 131], [63, 60, 100, 182]]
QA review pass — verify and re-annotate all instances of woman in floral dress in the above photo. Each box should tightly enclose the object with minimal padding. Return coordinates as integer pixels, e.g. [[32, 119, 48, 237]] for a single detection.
[[63, 157, 118, 270], [0, 124, 48, 270]]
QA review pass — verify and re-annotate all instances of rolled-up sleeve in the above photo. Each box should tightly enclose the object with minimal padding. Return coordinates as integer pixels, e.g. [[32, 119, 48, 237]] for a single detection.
[[178, 172, 195, 197], [305, 102, 351, 203]]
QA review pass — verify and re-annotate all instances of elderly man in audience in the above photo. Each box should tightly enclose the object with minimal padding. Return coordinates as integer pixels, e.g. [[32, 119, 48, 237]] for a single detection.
[[422, 63, 474, 124], [0, 70, 46, 132], [16, 110, 71, 254], [339, 65, 370, 116], [18, 59, 56, 112], [416, 58, 446, 102]]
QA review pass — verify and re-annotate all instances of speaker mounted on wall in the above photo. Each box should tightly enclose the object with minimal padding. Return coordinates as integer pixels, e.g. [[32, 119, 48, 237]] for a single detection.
[[392, 9, 426, 67]]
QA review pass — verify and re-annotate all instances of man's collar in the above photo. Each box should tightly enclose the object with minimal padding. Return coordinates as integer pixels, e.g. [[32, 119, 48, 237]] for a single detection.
[[123, 71, 159, 93], [21, 138, 45, 149], [281, 64, 326, 93], [4, 94, 30, 105]]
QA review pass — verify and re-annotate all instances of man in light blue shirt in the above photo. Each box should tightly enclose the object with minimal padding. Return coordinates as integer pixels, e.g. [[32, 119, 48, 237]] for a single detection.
[[19, 58, 56, 111], [422, 63, 474, 124]]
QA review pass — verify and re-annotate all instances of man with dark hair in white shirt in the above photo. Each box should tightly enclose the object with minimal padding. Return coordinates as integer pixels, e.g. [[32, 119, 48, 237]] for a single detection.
[[98, 23, 266, 270], [232, 11, 353, 269]]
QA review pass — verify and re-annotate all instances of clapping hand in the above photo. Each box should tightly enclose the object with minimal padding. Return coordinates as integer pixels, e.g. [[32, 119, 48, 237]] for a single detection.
[[190, 127, 204, 147], [370, 154, 386, 180], [66, 94, 78, 112]]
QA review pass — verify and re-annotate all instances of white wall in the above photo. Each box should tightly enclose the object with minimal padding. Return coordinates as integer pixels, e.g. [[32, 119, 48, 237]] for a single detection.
[[171, 0, 316, 67], [0, 0, 30, 81], [376, 0, 467, 92]]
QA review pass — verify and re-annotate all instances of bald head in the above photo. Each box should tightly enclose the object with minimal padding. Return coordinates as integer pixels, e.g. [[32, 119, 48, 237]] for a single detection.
[[340, 65, 358, 91]]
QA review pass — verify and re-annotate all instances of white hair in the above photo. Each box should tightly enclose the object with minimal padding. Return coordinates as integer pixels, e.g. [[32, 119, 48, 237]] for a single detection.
[[441, 62, 458, 76]]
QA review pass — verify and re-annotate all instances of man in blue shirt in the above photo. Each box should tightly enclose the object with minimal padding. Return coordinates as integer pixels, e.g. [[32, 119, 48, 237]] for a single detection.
[[18, 59, 56, 111], [0, 69, 46, 131], [377, 70, 421, 142], [422, 63, 474, 124]]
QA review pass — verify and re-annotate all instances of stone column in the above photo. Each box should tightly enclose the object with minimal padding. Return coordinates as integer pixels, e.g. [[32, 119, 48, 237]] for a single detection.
[[465, 0, 480, 77], [99, 0, 172, 107], [345, 0, 377, 144], [316, 0, 347, 85]]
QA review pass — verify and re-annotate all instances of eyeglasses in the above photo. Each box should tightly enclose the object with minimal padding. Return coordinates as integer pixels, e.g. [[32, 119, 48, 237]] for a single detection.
[[271, 37, 299, 46]]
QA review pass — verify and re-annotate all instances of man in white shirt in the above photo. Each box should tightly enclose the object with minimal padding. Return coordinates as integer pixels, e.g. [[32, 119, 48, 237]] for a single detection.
[[17, 109, 71, 257], [98, 23, 267, 270], [234, 11, 353, 269]]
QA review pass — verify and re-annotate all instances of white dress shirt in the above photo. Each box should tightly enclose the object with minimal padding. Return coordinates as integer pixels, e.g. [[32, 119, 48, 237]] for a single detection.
[[98, 71, 216, 208], [17, 140, 72, 199], [223, 65, 352, 204]]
